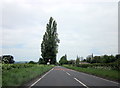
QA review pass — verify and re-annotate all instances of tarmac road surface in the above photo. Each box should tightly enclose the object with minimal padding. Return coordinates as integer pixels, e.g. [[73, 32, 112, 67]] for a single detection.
[[28, 66, 119, 88]]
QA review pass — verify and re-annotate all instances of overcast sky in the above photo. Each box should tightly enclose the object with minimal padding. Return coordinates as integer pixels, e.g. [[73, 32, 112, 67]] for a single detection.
[[1, 0, 119, 62]]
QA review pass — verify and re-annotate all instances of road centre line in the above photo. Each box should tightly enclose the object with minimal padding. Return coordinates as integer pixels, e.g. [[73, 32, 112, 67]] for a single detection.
[[29, 68, 54, 88], [66, 72, 71, 76], [64, 70, 88, 87], [64, 69, 88, 88], [74, 78, 89, 88]]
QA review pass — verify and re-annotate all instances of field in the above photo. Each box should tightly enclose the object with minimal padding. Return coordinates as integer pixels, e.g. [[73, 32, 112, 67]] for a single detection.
[[2, 64, 54, 86], [63, 65, 120, 82]]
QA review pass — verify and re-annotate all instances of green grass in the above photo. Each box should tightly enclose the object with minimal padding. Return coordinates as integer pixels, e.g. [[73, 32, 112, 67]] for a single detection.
[[63, 65, 120, 82], [2, 64, 54, 86]]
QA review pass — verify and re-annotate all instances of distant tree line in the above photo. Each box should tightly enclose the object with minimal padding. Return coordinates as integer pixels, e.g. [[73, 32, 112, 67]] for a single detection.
[[85, 54, 120, 64], [28, 61, 37, 64], [57, 54, 120, 65], [59, 54, 79, 65]]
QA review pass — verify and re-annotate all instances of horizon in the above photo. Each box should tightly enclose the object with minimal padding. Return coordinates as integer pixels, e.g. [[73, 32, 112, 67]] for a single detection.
[[2, 53, 118, 62]]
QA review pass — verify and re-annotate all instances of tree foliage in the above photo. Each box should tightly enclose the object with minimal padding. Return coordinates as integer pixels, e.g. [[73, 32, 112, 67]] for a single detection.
[[28, 61, 36, 64], [67, 60, 75, 65], [2, 55, 15, 64], [59, 54, 68, 65], [76, 56, 80, 65], [41, 17, 60, 64], [38, 58, 45, 64], [86, 54, 119, 63]]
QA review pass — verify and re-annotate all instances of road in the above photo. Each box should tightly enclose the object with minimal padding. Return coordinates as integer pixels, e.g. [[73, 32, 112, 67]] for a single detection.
[[29, 66, 119, 88]]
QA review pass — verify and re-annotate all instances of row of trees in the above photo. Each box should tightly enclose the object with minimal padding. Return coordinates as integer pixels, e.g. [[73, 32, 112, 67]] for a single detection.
[[86, 54, 120, 63], [54, 54, 120, 65], [59, 54, 80, 65], [2, 54, 119, 65]]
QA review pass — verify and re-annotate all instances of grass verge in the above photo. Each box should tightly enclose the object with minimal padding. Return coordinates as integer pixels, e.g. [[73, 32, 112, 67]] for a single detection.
[[2, 64, 54, 86], [63, 65, 120, 82]]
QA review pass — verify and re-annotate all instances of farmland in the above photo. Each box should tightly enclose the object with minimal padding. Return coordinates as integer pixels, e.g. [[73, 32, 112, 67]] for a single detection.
[[2, 64, 54, 86]]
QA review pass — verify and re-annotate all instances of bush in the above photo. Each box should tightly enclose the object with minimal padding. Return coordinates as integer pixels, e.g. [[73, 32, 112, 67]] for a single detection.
[[28, 61, 36, 64], [2, 64, 34, 71], [75, 63, 119, 71], [2, 55, 15, 64]]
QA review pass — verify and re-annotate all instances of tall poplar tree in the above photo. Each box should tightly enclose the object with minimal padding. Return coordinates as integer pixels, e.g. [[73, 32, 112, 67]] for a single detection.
[[41, 17, 60, 64]]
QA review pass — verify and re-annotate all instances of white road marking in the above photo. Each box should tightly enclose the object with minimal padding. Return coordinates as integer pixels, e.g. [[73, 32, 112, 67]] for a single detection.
[[66, 72, 71, 76], [74, 78, 89, 88], [29, 68, 54, 88], [89, 74, 119, 84], [70, 69, 119, 84]]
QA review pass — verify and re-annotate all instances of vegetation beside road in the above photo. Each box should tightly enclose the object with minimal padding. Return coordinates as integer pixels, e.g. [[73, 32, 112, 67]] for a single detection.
[[63, 65, 120, 82], [2, 64, 54, 86], [60, 54, 120, 82]]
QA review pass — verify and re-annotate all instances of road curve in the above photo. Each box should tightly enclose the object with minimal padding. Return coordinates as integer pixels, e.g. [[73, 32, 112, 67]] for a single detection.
[[29, 66, 119, 88]]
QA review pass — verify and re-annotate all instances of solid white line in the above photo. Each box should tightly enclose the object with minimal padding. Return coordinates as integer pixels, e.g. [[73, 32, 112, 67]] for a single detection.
[[89, 74, 119, 84], [66, 72, 71, 76], [71, 69, 119, 84], [29, 68, 54, 88], [74, 78, 89, 88]]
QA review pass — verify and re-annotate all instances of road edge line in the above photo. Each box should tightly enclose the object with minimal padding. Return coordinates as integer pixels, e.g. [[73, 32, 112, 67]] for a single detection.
[[71, 69, 119, 84], [29, 68, 54, 88]]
